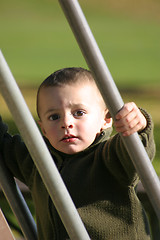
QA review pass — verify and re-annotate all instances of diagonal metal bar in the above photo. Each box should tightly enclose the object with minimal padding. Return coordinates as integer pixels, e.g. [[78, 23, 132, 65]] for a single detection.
[[0, 50, 90, 240], [58, 0, 160, 220], [0, 153, 38, 240]]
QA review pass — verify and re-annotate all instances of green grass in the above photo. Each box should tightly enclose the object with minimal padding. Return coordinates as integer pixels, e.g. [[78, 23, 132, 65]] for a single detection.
[[0, 0, 160, 87]]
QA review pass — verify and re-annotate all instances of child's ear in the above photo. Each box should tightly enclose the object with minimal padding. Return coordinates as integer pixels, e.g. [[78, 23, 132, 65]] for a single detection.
[[37, 120, 46, 136], [102, 110, 113, 130]]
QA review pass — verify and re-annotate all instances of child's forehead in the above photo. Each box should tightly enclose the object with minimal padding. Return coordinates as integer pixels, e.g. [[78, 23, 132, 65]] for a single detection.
[[40, 79, 98, 94], [37, 80, 106, 117], [38, 80, 100, 103], [39, 81, 105, 108]]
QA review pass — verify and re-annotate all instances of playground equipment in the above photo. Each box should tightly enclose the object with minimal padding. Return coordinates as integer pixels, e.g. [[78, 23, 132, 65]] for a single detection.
[[0, 152, 37, 240], [0, 0, 160, 239]]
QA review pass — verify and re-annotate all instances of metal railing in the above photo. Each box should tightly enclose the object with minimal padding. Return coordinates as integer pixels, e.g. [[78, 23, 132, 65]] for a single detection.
[[0, 153, 37, 240]]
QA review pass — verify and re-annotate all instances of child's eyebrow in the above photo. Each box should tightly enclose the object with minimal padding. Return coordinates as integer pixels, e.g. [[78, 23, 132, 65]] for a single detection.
[[44, 108, 58, 116], [72, 103, 87, 108], [44, 104, 88, 115]]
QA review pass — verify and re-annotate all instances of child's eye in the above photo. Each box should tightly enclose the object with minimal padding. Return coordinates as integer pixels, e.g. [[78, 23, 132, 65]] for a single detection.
[[49, 114, 60, 121], [74, 110, 86, 117]]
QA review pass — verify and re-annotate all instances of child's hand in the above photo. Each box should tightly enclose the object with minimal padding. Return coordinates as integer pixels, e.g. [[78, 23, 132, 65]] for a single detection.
[[114, 102, 147, 136]]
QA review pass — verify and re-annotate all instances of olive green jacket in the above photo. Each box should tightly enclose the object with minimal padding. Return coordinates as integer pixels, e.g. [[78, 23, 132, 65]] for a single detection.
[[0, 110, 155, 239]]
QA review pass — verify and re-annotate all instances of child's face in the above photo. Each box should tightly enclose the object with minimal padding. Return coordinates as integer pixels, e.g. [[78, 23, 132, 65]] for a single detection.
[[38, 81, 111, 154]]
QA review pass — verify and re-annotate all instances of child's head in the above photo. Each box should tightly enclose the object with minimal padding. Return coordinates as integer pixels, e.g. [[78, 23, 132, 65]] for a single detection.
[[37, 67, 112, 154]]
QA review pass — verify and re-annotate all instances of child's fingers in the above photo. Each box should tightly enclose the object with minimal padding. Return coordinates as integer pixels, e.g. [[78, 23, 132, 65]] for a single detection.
[[115, 102, 137, 120], [115, 118, 142, 136], [114, 102, 147, 136], [114, 110, 137, 128], [114, 102, 138, 129]]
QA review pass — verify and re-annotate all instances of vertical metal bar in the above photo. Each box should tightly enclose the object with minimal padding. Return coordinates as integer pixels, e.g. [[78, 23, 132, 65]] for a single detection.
[[0, 50, 90, 240], [137, 181, 160, 240], [0, 154, 37, 240], [58, 0, 160, 220]]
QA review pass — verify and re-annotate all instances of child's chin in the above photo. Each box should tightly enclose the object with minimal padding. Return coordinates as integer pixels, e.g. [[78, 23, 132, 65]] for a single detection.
[[62, 147, 85, 155]]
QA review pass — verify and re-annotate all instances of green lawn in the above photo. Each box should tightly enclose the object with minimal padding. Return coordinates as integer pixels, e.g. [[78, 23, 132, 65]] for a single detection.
[[0, 0, 160, 87]]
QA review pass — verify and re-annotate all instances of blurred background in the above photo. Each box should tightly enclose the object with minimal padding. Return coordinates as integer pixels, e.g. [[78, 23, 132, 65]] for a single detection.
[[0, 0, 160, 238]]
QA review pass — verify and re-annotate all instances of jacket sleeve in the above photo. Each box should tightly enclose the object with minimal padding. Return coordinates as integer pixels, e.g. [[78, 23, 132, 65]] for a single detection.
[[0, 116, 35, 188], [102, 109, 156, 186]]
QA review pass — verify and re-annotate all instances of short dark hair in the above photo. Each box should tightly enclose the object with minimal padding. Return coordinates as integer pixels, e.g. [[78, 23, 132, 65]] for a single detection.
[[37, 67, 94, 117]]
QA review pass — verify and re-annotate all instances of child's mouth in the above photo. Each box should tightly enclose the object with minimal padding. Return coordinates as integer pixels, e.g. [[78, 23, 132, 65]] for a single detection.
[[61, 135, 77, 143]]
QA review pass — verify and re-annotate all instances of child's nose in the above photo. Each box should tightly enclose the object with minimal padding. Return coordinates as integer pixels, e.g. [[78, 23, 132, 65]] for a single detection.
[[61, 124, 73, 129], [61, 115, 73, 129]]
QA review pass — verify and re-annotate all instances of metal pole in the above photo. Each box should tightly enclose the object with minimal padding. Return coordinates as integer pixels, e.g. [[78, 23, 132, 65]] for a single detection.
[[0, 50, 90, 240], [0, 154, 37, 240], [58, 0, 160, 220]]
